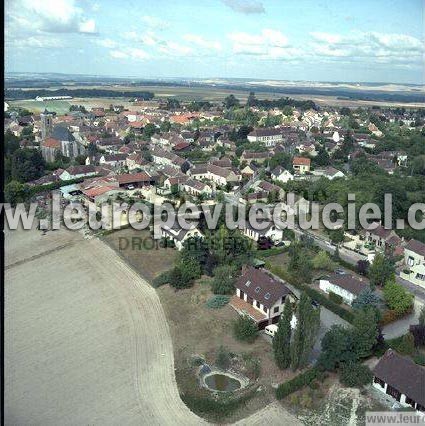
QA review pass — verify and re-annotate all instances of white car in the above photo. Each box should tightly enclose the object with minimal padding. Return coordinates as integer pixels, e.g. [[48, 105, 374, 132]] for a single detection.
[[264, 324, 278, 338]]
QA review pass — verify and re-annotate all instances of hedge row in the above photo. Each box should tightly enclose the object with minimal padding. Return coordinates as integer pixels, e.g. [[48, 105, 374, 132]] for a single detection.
[[328, 291, 343, 305], [275, 368, 319, 399], [270, 266, 355, 324]]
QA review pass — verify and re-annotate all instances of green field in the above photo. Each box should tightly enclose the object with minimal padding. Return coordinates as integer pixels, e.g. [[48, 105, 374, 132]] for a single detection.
[[9, 99, 72, 114]]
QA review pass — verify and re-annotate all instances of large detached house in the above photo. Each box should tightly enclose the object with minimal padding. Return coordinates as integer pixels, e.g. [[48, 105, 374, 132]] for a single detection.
[[373, 349, 425, 414], [247, 128, 283, 147], [401, 239, 425, 288], [319, 273, 367, 305], [230, 266, 295, 329], [160, 223, 204, 250], [292, 157, 311, 174]]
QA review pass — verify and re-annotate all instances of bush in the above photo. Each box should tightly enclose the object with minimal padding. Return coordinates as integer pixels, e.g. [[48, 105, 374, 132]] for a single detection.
[[205, 295, 230, 309], [383, 280, 414, 316], [152, 271, 171, 288], [276, 368, 319, 399], [413, 352, 425, 366], [233, 315, 258, 343], [328, 291, 343, 305], [216, 346, 231, 370], [339, 362, 372, 387], [387, 333, 415, 356], [312, 251, 335, 271]]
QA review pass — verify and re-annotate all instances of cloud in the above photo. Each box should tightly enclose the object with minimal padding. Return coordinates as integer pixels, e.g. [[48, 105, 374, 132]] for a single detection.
[[96, 38, 118, 48], [123, 30, 162, 46], [12, 0, 97, 34], [182, 34, 221, 50], [6, 36, 64, 49], [109, 47, 150, 60], [141, 15, 169, 30], [309, 31, 424, 64], [223, 0, 265, 14], [159, 41, 193, 56], [228, 29, 296, 58]]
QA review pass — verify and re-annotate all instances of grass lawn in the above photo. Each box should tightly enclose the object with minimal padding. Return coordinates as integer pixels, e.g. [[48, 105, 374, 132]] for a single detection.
[[157, 279, 298, 422]]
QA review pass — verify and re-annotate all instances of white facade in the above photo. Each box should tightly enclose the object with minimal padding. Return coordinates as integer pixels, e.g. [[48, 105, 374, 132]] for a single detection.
[[319, 279, 356, 305]]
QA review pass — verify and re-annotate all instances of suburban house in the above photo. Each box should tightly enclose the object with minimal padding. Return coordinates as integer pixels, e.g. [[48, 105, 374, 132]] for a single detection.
[[207, 164, 240, 186], [241, 222, 284, 243], [292, 157, 311, 174], [230, 265, 295, 329], [271, 166, 294, 183], [117, 171, 157, 189], [188, 164, 209, 180], [247, 128, 283, 147], [98, 153, 127, 168], [372, 349, 425, 414], [365, 224, 400, 253], [319, 273, 368, 305], [181, 179, 212, 197], [312, 166, 345, 180], [241, 163, 259, 178], [159, 223, 204, 250], [401, 239, 425, 288], [240, 150, 270, 164], [59, 165, 97, 181]]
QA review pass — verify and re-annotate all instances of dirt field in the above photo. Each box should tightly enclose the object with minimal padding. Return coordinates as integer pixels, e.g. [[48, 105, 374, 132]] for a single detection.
[[4, 225, 301, 425], [102, 228, 177, 282]]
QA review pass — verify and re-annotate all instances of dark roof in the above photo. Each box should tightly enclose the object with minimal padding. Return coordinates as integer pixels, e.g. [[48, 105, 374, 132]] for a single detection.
[[117, 172, 154, 185], [373, 349, 425, 407], [66, 165, 96, 175], [366, 224, 393, 239], [328, 273, 367, 296], [51, 126, 74, 142], [249, 128, 282, 137], [235, 266, 291, 309], [405, 239, 425, 257]]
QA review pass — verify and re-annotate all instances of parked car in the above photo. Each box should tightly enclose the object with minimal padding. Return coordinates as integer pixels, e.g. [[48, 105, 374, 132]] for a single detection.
[[264, 324, 278, 338], [334, 268, 346, 275]]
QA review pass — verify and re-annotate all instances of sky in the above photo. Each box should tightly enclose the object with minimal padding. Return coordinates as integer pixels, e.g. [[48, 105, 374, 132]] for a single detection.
[[5, 0, 425, 84]]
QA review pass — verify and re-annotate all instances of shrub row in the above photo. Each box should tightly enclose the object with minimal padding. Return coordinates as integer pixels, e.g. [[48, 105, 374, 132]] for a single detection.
[[181, 387, 257, 420], [276, 368, 319, 399], [270, 266, 355, 324], [328, 291, 343, 305], [152, 271, 171, 288]]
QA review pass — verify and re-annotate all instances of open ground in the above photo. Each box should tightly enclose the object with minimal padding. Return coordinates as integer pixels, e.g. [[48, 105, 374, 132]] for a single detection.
[[4, 225, 301, 425]]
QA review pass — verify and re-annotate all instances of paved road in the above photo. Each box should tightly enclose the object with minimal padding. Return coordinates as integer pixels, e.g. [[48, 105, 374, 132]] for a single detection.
[[5, 226, 300, 425]]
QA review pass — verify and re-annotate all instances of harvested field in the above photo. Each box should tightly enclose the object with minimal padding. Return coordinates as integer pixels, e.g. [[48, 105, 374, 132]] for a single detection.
[[5, 225, 300, 425]]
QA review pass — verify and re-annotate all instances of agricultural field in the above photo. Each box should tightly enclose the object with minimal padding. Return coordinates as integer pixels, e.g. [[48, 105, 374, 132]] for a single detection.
[[9, 99, 72, 114]]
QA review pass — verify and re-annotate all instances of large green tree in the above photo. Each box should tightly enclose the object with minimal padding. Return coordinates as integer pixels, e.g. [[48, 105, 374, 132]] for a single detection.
[[352, 307, 379, 358], [290, 293, 320, 370], [368, 253, 395, 288], [273, 298, 293, 369]]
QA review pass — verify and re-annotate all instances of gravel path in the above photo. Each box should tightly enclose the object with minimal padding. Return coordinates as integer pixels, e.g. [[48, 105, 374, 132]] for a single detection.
[[5, 227, 300, 425]]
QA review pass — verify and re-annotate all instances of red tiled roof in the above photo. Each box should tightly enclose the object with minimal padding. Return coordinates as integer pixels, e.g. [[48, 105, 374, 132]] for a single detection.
[[293, 156, 311, 166], [117, 172, 153, 185], [43, 138, 61, 148], [229, 295, 267, 322]]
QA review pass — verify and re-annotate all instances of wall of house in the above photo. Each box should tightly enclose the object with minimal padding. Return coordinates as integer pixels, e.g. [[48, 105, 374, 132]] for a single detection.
[[319, 280, 355, 305]]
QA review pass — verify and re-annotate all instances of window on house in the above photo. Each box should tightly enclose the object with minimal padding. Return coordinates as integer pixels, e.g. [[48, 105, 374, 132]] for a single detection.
[[274, 306, 279, 313], [281, 296, 285, 304], [264, 292, 271, 300], [245, 280, 251, 287], [256, 301, 261, 308], [255, 287, 260, 293], [416, 273, 425, 281]]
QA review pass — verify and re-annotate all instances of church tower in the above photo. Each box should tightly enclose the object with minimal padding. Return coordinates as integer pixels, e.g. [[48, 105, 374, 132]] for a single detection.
[[40, 109, 53, 140]]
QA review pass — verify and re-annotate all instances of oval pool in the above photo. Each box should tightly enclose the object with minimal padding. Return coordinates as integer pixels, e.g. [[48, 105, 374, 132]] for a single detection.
[[204, 373, 242, 392]]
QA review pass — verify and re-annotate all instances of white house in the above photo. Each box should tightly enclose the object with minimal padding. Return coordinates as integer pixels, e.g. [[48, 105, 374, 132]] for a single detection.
[[160, 223, 204, 251], [271, 166, 294, 183], [312, 167, 345, 180], [319, 273, 367, 305], [230, 265, 296, 329], [372, 349, 425, 414], [247, 128, 283, 147], [401, 239, 425, 288], [241, 222, 284, 243]]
